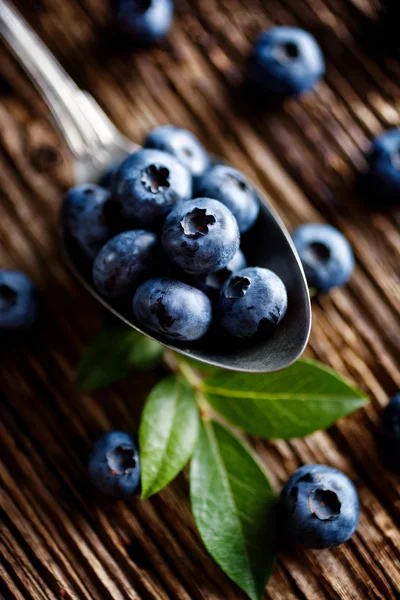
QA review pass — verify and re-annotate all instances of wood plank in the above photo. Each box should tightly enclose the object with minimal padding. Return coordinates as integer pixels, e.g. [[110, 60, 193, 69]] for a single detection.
[[1, 1, 399, 598]]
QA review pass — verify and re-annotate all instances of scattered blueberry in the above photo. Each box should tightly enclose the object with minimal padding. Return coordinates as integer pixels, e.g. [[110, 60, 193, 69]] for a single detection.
[[248, 26, 325, 98], [195, 165, 260, 233], [364, 129, 400, 204], [61, 184, 112, 260], [88, 431, 140, 499], [292, 223, 354, 294], [114, 0, 173, 44], [0, 270, 39, 336], [218, 266, 287, 339], [93, 230, 160, 299], [279, 464, 360, 549], [380, 393, 400, 472], [144, 125, 210, 179], [111, 149, 192, 229], [189, 248, 247, 300], [133, 277, 212, 341], [162, 198, 240, 274]]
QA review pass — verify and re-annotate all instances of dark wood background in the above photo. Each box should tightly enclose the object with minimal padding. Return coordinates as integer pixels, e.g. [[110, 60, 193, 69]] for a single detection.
[[1, 0, 400, 598]]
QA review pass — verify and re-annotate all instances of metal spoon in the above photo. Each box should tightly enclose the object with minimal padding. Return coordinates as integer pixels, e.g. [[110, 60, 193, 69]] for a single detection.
[[0, 0, 311, 372]]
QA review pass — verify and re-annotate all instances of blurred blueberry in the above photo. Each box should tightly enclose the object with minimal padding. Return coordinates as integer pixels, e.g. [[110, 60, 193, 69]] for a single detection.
[[0, 270, 39, 336], [218, 266, 287, 339], [114, 0, 173, 44], [279, 464, 360, 549], [189, 248, 247, 300], [92, 230, 160, 299], [144, 125, 210, 179], [61, 184, 112, 260], [99, 161, 121, 189], [195, 165, 260, 233], [292, 223, 354, 294], [162, 198, 240, 274], [381, 393, 400, 472], [248, 26, 325, 98], [133, 277, 212, 341], [364, 129, 400, 204], [111, 149, 192, 229], [88, 431, 140, 499]]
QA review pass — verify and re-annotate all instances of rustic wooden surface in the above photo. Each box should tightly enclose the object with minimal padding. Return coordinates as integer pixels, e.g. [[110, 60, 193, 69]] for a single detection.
[[1, 0, 400, 598]]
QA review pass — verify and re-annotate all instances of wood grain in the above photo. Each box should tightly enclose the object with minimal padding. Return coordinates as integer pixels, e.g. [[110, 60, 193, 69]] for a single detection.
[[1, 0, 400, 598]]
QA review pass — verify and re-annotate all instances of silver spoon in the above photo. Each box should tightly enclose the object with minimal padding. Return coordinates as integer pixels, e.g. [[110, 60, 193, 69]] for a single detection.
[[0, 0, 311, 372]]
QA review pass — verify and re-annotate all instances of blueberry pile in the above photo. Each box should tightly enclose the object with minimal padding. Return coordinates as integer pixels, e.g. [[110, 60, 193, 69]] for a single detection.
[[62, 125, 288, 344]]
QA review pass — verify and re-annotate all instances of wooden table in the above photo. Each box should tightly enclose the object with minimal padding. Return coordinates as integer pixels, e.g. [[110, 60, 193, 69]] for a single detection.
[[1, 1, 399, 598]]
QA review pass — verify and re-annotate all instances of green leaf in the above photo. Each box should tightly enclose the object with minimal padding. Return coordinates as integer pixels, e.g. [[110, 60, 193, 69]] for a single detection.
[[77, 325, 163, 392], [190, 421, 277, 600], [126, 334, 164, 369], [202, 359, 367, 440], [140, 376, 200, 498]]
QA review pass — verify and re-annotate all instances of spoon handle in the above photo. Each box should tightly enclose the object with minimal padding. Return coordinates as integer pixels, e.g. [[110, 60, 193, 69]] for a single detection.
[[0, 0, 135, 183], [0, 0, 101, 157]]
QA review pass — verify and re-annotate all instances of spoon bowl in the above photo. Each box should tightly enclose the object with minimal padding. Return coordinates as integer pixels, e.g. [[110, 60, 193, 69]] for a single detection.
[[63, 180, 311, 373]]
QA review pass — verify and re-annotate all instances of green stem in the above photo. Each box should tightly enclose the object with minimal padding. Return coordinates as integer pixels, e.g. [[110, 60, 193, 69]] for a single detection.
[[176, 359, 203, 389], [163, 350, 212, 419], [163, 349, 203, 388], [195, 389, 212, 420]]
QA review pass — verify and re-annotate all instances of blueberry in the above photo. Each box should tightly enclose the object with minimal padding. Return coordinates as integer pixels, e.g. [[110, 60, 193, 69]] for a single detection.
[[364, 129, 400, 203], [279, 464, 360, 549], [381, 393, 400, 472], [195, 165, 260, 233], [0, 270, 39, 336], [133, 278, 212, 341], [292, 223, 354, 294], [248, 27, 325, 98], [114, 0, 173, 44], [61, 184, 112, 260], [162, 198, 240, 274], [218, 266, 287, 339], [99, 161, 121, 189], [110, 149, 192, 229], [189, 248, 247, 300], [144, 125, 210, 179], [92, 230, 160, 299], [88, 431, 140, 499]]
